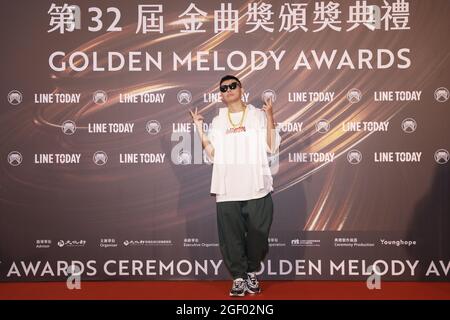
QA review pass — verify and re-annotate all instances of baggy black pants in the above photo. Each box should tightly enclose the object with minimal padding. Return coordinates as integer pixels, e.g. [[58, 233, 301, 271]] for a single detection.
[[216, 192, 274, 280]]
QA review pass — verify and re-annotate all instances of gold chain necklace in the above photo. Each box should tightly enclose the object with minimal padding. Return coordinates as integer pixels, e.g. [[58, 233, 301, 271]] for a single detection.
[[227, 105, 247, 128]]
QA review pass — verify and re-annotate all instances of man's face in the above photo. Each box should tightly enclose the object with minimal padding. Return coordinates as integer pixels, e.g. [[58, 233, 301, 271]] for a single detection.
[[220, 79, 243, 104]]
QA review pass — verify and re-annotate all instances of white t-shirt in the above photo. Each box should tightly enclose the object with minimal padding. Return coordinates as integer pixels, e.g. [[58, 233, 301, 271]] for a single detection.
[[204, 104, 281, 202]]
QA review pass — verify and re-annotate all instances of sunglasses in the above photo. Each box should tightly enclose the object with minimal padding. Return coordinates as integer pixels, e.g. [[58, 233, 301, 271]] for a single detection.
[[220, 81, 241, 93]]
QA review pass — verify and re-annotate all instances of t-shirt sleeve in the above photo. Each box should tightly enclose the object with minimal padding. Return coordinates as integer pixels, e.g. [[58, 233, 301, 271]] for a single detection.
[[260, 110, 281, 154]]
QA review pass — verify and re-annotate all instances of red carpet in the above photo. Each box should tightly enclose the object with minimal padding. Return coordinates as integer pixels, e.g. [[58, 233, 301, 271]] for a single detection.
[[1, 281, 449, 300]]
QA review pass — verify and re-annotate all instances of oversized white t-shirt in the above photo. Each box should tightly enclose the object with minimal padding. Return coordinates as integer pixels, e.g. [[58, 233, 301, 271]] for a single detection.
[[203, 104, 281, 202]]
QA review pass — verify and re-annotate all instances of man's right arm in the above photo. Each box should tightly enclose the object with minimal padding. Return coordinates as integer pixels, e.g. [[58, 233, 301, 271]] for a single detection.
[[195, 118, 215, 164]]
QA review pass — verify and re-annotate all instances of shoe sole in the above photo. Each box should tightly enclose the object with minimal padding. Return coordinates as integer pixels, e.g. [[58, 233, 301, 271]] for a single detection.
[[246, 288, 261, 294], [229, 292, 246, 297]]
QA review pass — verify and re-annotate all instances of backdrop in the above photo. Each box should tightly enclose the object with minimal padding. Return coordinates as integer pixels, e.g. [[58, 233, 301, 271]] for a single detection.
[[1, 0, 449, 281]]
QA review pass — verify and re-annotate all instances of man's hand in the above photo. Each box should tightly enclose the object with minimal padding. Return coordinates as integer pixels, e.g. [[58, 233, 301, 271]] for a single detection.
[[189, 107, 204, 127], [262, 96, 274, 121], [262, 97, 277, 153], [188, 107, 215, 160]]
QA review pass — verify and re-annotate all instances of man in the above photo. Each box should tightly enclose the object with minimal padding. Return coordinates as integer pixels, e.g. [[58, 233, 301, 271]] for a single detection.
[[189, 75, 281, 297]]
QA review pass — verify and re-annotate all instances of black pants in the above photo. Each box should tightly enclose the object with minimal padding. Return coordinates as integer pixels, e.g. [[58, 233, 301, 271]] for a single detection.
[[216, 192, 274, 280]]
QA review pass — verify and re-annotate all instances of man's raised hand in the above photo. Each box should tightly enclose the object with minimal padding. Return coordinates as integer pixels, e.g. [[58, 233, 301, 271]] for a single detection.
[[189, 107, 204, 127]]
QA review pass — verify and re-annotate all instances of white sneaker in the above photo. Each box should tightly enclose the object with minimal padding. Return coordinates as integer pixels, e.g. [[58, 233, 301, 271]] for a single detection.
[[229, 278, 247, 297], [245, 272, 261, 294]]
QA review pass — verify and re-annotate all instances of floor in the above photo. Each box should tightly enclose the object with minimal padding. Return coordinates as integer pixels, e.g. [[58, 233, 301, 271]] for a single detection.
[[1, 281, 449, 300]]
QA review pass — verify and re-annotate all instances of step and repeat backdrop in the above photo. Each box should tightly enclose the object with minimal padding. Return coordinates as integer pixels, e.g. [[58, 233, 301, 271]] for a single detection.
[[0, 0, 449, 282]]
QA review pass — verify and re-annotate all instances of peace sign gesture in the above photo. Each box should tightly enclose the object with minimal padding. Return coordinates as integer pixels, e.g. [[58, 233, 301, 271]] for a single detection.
[[262, 96, 274, 119], [189, 107, 204, 127]]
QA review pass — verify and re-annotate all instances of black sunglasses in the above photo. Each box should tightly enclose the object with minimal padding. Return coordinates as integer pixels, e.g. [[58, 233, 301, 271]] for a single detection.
[[220, 81, 240, 93]]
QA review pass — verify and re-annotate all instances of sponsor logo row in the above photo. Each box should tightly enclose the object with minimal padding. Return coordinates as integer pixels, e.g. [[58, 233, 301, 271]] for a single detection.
[[6, 149, 448, 166], [34, 237, 417, 249], [4, 119, 428, 135], [6, 87, 449, 106]]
